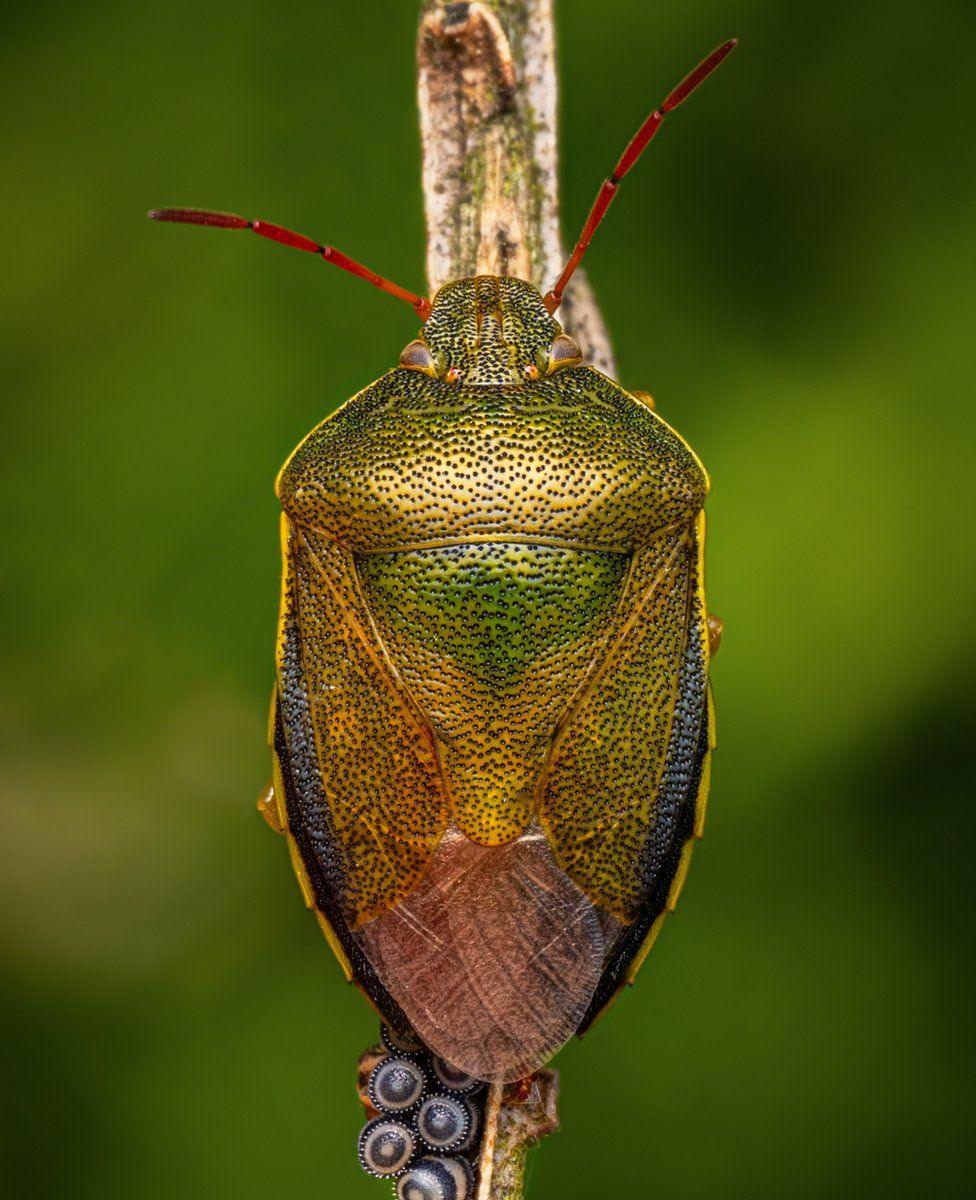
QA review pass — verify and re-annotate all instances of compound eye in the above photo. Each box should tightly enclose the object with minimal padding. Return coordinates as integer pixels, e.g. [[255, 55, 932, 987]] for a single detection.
[[546, 333, 583, 374], [399, 339, 438, 376]]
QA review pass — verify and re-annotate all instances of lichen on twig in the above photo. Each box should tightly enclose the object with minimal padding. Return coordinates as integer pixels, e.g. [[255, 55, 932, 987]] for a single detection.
[[417, 0, 615, 376], [475, 1076, 559, 1200]]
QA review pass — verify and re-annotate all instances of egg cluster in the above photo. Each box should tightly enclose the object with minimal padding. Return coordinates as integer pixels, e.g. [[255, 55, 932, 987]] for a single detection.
[[357, 1025, 484, 1198]]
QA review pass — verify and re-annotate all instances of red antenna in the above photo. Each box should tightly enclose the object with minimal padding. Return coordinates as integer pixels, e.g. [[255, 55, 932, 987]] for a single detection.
[[148, 208, 432, 321], [544, 39, 737, 314]]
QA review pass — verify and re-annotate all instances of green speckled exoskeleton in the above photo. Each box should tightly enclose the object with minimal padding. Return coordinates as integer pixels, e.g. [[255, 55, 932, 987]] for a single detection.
[[151, 37, 734, 1108]]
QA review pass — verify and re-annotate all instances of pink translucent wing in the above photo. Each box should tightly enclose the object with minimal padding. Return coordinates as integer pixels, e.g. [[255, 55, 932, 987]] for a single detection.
[[356, 828, 612, 1082]]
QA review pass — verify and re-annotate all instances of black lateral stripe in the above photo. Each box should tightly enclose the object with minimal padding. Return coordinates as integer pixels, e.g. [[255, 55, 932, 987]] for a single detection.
[[577, 683, 709, 1033], [273, 701, 412, 1033]]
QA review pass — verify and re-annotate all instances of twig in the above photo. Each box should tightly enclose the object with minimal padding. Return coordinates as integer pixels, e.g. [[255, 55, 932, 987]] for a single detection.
[[417, 0, 616, 376], [475, 1075, 560, 1200], [415, 5, 606, 1195], [475, 1083, 505, 1200]]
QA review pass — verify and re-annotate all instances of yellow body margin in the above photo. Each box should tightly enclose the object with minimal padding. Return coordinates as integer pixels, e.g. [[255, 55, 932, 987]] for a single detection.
[[624, 509, 715, 987], [264, 514, 355, 984]]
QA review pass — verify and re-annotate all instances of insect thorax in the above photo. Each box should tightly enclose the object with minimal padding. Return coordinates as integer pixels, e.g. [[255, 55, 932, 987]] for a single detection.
[[275, 303, 708, 871]]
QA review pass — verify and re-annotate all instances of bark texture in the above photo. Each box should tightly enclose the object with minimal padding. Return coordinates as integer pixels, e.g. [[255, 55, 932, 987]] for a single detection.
[[417, 0, 616, 376], [474, 1076, 560, 1200]]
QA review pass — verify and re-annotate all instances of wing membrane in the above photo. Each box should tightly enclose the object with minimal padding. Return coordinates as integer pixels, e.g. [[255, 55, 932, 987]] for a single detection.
[[355, 828, 609, 1082]]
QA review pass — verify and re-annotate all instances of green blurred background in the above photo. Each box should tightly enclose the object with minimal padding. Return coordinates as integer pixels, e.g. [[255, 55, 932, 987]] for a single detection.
[[2, 0, 974, 1196]]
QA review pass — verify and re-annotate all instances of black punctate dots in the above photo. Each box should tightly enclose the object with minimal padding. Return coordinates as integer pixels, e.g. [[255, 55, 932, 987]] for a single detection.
[[368, 1057, 427, 1113], [430, 1055, 481, 1095], [357, 1118, 416, 1178], [396, 1155, 473, 1200], [416, 1095, 474, 1151]]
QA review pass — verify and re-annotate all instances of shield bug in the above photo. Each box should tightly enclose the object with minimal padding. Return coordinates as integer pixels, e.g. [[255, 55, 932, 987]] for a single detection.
[[152, 38, 735, 1085]]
